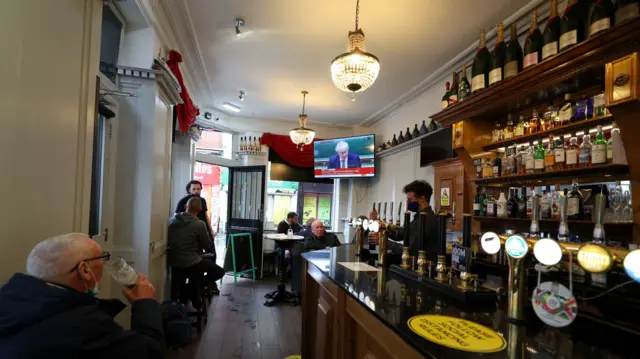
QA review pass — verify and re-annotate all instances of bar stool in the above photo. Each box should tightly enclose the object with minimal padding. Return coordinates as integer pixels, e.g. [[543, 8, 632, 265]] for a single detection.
[[170, 266, 208, 336], [222, 232, 257, 285]]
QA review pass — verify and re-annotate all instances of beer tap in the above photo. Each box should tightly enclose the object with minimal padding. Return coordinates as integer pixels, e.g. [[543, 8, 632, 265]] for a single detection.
[[396, 202, 402, 226], [593, 193, 607, 243], [382, 202, 388, 223], [370, 202, 378, 220], [388, 202, 394, 226], [435, 214, 450, 282], [530, 195, 540, 238], [558, 196, 569, 241], [377, 202, 381, 220], [403, 210, 412, 248], [458, 215, 478, 292]]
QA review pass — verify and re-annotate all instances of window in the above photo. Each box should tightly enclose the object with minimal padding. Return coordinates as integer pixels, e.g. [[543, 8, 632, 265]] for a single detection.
[[99, 4, 124, 83]]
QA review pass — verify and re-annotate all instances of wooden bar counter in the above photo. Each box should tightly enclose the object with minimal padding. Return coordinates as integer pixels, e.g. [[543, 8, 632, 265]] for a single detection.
[[301, 245, 639, 359]]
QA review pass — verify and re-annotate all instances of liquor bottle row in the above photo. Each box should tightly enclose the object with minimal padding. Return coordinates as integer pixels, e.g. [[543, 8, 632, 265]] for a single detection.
[[441, 0, 639, 108], [475, 123, 627, 179], [376, 120, 439, 152], [239, 136, 262, 152], [491, 92, 608, 143]]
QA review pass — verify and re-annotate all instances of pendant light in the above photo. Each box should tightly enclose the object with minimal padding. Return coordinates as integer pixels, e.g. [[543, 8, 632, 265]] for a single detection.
[[289, 91, 316, 150]]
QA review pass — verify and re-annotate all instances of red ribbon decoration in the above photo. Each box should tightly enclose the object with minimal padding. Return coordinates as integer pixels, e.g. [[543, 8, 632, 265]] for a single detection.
[[166, 50, 199, 133], [260, 133, 323, 168]]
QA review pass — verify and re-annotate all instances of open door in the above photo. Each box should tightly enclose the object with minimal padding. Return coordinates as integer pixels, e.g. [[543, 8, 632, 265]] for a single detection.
[[225, 165, 266, 278]]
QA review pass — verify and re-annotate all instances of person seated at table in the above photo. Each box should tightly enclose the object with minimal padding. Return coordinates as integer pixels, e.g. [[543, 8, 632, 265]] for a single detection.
[[276, 211, 301, 234], [168, 197, 225, 297], [297, 217, 315, 238], [304, 220, 341, 251], [0, 233, 164, 358]]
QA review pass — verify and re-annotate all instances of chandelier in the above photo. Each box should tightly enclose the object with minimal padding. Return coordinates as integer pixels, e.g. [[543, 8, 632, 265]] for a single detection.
[[289, 91, 316, 150], [330, 0, 380, 93]]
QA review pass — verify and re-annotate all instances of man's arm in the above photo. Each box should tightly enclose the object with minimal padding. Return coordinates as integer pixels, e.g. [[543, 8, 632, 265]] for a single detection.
[[197, 222, 213, 252], [276, 221, 288, 234], [174, 197, 187, 214], [304, 236, 326, 251]]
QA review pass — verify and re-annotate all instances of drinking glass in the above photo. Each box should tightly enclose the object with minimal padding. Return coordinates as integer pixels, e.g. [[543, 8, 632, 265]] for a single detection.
[[623, 190, 632, 223], [103, 257, 138, 286], [610, 184, 623, 223]]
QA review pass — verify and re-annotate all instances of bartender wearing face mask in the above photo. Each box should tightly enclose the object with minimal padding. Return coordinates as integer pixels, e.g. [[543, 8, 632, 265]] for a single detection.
[[389, 180, 439, 262]]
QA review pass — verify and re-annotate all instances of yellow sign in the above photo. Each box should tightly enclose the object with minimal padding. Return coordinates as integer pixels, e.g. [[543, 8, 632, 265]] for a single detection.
[[407, 315, 506, 353], [441, 187, 450, 207], [577, 244, 613, 273]]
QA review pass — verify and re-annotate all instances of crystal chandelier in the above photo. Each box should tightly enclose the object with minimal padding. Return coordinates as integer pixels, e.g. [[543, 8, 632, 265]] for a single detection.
[[289, 91, 316, 150], [330, 0, 380, 93]]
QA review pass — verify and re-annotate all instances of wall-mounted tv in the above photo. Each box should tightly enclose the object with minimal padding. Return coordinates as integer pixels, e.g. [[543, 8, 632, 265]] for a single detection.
[[313, 134, 375, 178]]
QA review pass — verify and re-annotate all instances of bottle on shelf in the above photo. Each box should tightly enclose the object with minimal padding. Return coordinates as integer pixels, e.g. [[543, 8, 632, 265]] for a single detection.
[[474, 188, 481, 216], [483, 158, 494, 178], [475, 158, 483, 179], [525, 144, 536, 174], [551, 188, 560, 220], [526, 187, 534, 218], [497, 190, 508, 218], [528, 109, 540, 135], [249, 137, 254, 151], [391, 134, 399, 147], [554, 136, 566, 170], [541, 190, 552, 219], [524, 11, 543, 69], [567, 179, 584, 220], [479, 187, 488, 216], [545, 135, 556, 171], [543, 0, 561, 60], [256, 137, 261, 151], [606, 131, 613, 164], [398, 131, 405, 144], [489, 23, 506, 86], [502, 148, 511, 175], [576, 95, 594, 121], [487, 195, 496, 217], [240, 137, 246, 151], [507, 146, 517, 175], [504, 114, 514, 140], [504, 22, 523, 80], [559, 0, 583, 51], [492, 120, 502, 143], [592, 125, 607, 165], [449, 72, 459, 105], [616, 0, 640, 24], [517, 145, 527, 174], [472, 29, 490, 94], [412, 124, 420, 138], [610, 121, 628, 164], [593, 91, 608, 117], [535, 141, 546, 172], [579, 134, 592, 167], [590, 0, 615, 37], [515, 115, 526, 137], [518, 187, 528, 218], [558, 93, 576, 125], [441, 82, 450, 109], [493, 152, 502, 178], [543, 105, 557, 131], [458, 65, 471, 102], [405, 127, 413, 141], [566, 136, 580, 168], [508, 188, 519, 218]]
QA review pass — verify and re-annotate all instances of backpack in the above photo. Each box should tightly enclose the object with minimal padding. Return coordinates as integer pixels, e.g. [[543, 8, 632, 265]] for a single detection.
[[161, 300, 192, 347]]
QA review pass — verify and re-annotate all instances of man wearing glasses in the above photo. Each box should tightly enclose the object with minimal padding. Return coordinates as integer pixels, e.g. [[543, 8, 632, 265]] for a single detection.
[[0, 233, 164, 358]]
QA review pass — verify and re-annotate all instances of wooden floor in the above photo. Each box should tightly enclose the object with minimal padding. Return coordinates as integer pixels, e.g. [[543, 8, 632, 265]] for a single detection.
[[166, 276, 302, 359]]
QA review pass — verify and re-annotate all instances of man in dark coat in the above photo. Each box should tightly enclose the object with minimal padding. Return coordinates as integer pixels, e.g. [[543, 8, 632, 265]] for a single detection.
[[0, 233, 163, 359], [304, 220, 341, 251], [276, 211, 301, 234]]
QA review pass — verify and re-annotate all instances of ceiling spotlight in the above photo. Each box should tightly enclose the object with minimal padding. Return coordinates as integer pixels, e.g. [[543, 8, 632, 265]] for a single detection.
[[239, 90, 245, 101], [235, 18, 245, 35], [222, 102, 241, 113]]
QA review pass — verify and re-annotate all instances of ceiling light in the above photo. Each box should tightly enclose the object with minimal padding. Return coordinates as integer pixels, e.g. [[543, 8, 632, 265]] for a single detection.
[[331, 0, 380, 94], [239, 90, 245, 101], [235, 18, 245, 35], [222, 102, 241, 112], [289, 91, 316, 149]]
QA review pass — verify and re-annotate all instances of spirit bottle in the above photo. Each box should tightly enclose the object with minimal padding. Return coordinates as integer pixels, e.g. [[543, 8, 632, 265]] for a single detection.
[[449, 72, 459, 105], [592, 125, 607, 165], [566, 136, 580, 169], [497, 191, 508, 218], [534, 141, 546, 172], [607, 133, 613, 164], [525, 144, 536, 174], [493, 152, 502, 177], [507, 146, 517, 175], [492, 121, 502, 143], [545, 135, 556, 171], [508, 189, 519, 218], [479, 187, 488, 216], [543, 105, 557, 131], [515, 115, 525, 137], [551, 189, 560, 220], [558, 93, 576, 125], [442, 82, 450, 109], [575, 95, 594, 121], [487, 195, 496, 217], [518, 187, 528, 218], [504, 114, 514, 140], [483, 158, 494, 178], [593, 91, 608, 117], [458, 64, 471, 102], [540, 190, 552, 219], [517, 145, 527, 174], [579, 134, 592, 168], [526, 187, 534, 218], [502, 148, 512, 175], [554, 136, 565, 170], [474, 187, 481, 216], [567, 179, 584, 220], [528, 109, 540, 134]]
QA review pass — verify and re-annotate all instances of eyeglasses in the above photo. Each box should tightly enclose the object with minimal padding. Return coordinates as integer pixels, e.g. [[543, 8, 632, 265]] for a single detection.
[[69, 252, 111, 273]]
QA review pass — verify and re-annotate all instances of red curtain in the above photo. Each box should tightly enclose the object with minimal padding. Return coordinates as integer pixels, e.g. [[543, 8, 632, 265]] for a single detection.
[[167, 50, 199, 133], [261, 133, 323, 168]]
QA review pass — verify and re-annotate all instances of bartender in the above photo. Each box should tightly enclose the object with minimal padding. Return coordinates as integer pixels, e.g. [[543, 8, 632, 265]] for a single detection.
[[389, 180, 439, 262]]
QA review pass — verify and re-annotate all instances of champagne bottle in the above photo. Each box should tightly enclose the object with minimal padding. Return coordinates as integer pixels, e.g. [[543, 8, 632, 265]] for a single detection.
[[471, 29, 490, 94], [442, 81, 450, 109], [489, 23, 506, 86], [248, 137, 254, 151], [405, 127, 412, 141], [449, 72, 459, 105], [590, 0, 615, 37], [523, 11, 543, 69], [560, 0, 583, 51], [504, 23, 523, 79], [616, 0, 640, 24], [458, 64, 471, 101], [542, 0, 560, 60]]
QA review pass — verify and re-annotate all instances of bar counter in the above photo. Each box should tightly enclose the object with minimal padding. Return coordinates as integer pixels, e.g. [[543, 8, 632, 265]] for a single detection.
[[301, 244, 638, 359]]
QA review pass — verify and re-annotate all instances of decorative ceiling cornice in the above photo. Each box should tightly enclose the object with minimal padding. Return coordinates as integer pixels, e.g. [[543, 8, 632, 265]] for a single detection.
[[360, 0, 548, 127]]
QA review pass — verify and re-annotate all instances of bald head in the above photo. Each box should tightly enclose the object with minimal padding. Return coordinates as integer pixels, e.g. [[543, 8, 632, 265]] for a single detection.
[[186, 197, 202, 215], [311, 220, 325, 238], [27, 233, 102, 287]]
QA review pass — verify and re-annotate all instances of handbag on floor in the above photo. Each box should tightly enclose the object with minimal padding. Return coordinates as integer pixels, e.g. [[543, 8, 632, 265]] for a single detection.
[[161, 300, 192, 347]]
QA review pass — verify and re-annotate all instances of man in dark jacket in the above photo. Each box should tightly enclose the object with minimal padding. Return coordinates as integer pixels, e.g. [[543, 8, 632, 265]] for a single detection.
[[304, 220, 341, 251], [175, 180, 215, 254], [0, 233, 163, 359], [276, 211, 301, 234], [168, 197, 224, 295]]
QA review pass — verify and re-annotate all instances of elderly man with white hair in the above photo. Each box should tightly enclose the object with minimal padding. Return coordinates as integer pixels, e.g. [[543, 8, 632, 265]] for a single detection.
[[0, 233, 164, 359], [327, 140, 361, 169]]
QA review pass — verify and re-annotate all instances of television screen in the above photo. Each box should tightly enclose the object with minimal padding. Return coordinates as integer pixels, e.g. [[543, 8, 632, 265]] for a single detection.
[[313, 135, 375, 178]]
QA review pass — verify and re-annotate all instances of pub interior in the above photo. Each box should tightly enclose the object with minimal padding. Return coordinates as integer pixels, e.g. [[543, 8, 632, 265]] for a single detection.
[[3, 1, 640, 359]]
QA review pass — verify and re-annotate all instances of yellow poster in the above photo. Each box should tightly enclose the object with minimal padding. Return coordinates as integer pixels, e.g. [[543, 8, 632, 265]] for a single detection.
[[441, 187, 450, 207], [303, 196, 317, 219], [407, 315, 506, 353]]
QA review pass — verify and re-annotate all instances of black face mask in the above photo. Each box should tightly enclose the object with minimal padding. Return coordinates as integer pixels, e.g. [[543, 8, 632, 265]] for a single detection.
[[407, 201, 420, 212]]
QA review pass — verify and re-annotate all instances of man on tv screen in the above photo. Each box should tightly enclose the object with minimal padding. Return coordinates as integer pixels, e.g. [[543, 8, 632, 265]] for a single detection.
[[327, 141, 361, 169]]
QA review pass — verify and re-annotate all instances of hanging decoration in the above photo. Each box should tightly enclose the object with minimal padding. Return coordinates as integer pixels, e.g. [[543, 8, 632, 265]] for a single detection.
[[330, 0, 380, 94], [261, 133, 322, 168], [289, 91, 316, 150], [166, 50, 200, 133]]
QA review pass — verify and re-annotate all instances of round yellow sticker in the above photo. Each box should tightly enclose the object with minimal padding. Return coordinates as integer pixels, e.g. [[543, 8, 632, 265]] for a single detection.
[[407, 315, 506, 353]]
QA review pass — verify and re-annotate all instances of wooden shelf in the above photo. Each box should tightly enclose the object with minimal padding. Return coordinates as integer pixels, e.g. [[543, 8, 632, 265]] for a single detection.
[[472, 164, 629, 185], [473, 216, 633, 225], [430, 17, 640, 127], [482, 114, 614, 151]]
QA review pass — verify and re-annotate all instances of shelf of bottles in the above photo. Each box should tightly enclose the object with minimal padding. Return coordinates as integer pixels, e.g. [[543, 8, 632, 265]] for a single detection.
[[236, 136, 265, 156], [433, 2, 640, 127]]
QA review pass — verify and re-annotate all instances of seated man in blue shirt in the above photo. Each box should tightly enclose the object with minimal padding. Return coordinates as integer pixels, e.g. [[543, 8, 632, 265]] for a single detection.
[[304, 220, 341, 251]]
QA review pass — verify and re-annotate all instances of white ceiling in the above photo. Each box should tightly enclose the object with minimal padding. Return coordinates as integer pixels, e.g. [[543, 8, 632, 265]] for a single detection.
[[186, 0, 531, 126]]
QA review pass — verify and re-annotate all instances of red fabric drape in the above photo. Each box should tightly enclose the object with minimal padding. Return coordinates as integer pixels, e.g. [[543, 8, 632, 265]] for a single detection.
[[167, 50, 199, 133], [261, 133, 323, 168]]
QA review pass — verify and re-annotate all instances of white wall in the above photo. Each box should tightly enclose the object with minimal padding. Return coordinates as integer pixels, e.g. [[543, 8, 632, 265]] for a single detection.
[[171, 134, 195, 213], [0, 0, 102, 283]]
